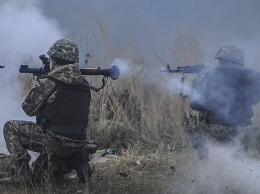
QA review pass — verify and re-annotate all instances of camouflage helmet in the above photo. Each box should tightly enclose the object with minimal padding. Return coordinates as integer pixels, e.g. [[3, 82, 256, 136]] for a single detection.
[[47, 39, 79, 64], [215, 44, 244, 65]]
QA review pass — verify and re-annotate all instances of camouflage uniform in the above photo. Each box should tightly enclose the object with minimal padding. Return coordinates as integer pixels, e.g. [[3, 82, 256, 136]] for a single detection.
[[185, 44, 260, 159], [4, 64, 89, 158], [3, 39, 97, 186]]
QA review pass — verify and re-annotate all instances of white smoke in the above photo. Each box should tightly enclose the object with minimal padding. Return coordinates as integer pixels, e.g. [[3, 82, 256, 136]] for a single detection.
[[0, 0, 64, 152], [170, 142, 260, 194], [161, 50, 260, 193], [164, 74, 193, 96], [36, 1, 260, 192], [111, 58, 139, 78]]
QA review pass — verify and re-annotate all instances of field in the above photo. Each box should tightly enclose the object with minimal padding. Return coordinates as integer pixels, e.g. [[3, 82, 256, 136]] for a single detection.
[[3, 21, 260, 194]]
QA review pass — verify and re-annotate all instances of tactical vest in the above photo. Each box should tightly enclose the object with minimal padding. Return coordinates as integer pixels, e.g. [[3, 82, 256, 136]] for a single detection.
[[37, 79, 91, 138]]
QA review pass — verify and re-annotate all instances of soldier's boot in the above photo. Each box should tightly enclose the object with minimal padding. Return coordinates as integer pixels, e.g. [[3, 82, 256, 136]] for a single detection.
[[64, 152, 90, 193], [71, 154, 90, 194], [77, 182, 90, 194]]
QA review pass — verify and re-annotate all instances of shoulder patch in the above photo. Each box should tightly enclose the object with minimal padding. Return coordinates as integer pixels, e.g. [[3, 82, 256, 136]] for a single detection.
[[36, 78, 47, 87], [36, 79, 43, 87]]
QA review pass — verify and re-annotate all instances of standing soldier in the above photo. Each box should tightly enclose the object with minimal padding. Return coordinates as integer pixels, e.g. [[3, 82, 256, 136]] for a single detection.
[[184, 44, 260, 159]]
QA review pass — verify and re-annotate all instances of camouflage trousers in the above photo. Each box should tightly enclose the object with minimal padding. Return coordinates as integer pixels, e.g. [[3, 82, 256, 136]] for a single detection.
[[3, 120, 98, 172], [3, 120, 49, 162], [183, 110, 254, 158]]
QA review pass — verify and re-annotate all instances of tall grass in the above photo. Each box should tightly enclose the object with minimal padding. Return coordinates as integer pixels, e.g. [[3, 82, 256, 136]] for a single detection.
[[80, 20, 205, 153], [18, 20, 205, 154]]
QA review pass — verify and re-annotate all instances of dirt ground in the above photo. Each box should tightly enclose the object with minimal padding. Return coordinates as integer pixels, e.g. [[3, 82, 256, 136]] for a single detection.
[[1, 144, 260, 194], [0, 149, 183, 194]]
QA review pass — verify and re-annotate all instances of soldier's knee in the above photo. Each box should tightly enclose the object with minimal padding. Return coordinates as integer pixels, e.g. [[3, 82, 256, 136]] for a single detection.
[[3, 121, 12, 133], [3, 120, 17, 137]]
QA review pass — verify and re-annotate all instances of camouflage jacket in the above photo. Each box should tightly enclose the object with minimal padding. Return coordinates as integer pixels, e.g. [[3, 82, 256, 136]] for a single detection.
[[22, 64, 84, 116], [189, 63, 260, 126]]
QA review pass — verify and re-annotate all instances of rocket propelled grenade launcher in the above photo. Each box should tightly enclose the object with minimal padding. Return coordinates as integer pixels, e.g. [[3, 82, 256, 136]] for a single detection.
[[19, 54, 120, 92], [79, 65, 120, 80], [19, 54, 120, 80], [19, 64, 120, 80]]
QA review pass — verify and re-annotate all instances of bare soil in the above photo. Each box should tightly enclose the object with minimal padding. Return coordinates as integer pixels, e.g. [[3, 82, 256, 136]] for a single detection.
[[1, 145, 260, 194], [0, 150, 184, 194]]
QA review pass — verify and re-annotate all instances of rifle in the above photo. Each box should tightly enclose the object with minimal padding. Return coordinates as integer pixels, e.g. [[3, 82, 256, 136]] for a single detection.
[[160, 64, 205, 73], [160, 64, 206, 98], [19, 54, 120, 92]]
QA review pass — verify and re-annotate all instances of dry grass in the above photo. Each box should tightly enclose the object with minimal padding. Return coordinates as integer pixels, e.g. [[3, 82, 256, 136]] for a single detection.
[[16, 23, 205, 153], [11, 19, 260, 194], [83, 24, 205, 153], [11, 20, 208, 193]]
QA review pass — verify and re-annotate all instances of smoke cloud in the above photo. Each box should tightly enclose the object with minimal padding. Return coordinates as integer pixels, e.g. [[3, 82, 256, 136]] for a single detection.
[[0, 0, 259, 191], [111, 58, 131, 78], [110, 58, 147, 81], [170, 142, 260, 194], [0, 0, 64, 151]]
